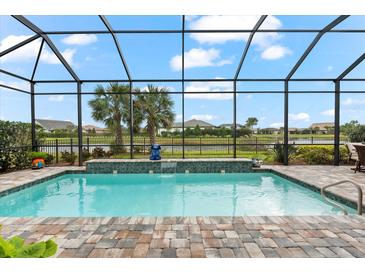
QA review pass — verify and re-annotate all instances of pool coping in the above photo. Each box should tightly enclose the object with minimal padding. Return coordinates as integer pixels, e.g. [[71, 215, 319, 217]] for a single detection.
[[253, 168, 365, 212], [0, 168, 85, 198], [0, 165, 363, 213]]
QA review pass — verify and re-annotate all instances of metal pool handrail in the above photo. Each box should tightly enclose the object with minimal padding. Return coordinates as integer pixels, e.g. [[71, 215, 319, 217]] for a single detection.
[[321, 180, 363, 215]]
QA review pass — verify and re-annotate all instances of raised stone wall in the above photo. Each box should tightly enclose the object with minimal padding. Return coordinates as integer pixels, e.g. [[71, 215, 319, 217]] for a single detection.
[[86, 159, 253, 174]]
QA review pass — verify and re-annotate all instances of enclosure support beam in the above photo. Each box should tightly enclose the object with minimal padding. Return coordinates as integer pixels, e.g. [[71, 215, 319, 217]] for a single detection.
[[0, 69, 31, 82], [182, 15, 185, 159], [31, 38, 44, 81], [129, 81, 134, 159], [285, 15, 349, 81], [334, 81, 340, 166], [234, 15, 267, 79], [77, 82, 83, 166], [99, 16, 132, 81], [41, 28, 365, 35], [30, 82, 36, 151], [284, 81, 289, 165], [0, 34, 40, 57], [233, 81, 237, 158], [336, 53, 365, 81], [12, 15, 80, 82], [0, 84, 30, 94], [31, 78, 365, 84]]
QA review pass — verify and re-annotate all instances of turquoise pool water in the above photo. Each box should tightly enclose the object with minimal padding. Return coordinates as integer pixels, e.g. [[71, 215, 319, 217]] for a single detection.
[[0, 173, 354, 216]]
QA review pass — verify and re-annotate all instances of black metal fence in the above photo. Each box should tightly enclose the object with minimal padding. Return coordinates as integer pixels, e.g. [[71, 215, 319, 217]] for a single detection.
[[32, 135, 349, 163]]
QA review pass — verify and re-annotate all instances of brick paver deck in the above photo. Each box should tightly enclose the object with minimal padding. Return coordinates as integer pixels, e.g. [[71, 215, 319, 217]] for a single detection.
[[1, 216, 365, 258]]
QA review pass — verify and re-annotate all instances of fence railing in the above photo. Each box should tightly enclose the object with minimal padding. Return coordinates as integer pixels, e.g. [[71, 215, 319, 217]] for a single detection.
[[32, 135, 349, 163]]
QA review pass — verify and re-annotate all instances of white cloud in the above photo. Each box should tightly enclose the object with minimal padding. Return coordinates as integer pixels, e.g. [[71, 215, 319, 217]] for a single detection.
[[0, 80, 29, 92], [139, 85, 176, 92], [48, 95, 64, 102], [185, 79, 233, 100], [187, 16, 291, 61], [190, 114, 217, 121], [175, 114, 183, 121], [188, 16, 281, 45], [270, 122, 284, 128], [0, 35, 76, 65], [259, 116, 267, 121], [0, 35, 40, 63], [40, 48, 76, 65], [62, 34, 97, 46], [261, 45, 292, 60], [327, 65, 334, 72], [320, 109, 334, 116], [289, 112, 310, 121], [342, 97, 365, 106], [245, 94, 253, 100], [170, 48, 232, 71]]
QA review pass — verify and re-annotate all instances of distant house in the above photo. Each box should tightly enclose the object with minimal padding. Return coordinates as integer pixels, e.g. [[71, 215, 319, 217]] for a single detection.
[[35, 119, 76, 132], [279, 127, 303, 134], [259, 127, 280, 134], [83, 124, 109, 135], [310, 122, 334, 134], [218, 123, 243, 129], [158, 119, 215, 134]]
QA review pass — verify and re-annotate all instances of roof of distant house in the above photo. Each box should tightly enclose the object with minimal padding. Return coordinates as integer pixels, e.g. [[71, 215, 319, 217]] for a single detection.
[[83, 124, 108, 131], [35, 119, 76, 131], [218, 123, 244, 128], [173, 119, 215, 128], [310, 122, 335, 130], [260, 127, 280, 131]]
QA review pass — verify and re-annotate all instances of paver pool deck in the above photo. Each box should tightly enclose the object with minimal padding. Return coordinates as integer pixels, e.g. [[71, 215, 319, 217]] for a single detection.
[[0, 164, 365, 258]]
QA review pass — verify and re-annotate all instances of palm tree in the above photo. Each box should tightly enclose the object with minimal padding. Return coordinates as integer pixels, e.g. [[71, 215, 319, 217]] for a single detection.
[[88, 83, 130, 153], [135, 85, 175, 145]]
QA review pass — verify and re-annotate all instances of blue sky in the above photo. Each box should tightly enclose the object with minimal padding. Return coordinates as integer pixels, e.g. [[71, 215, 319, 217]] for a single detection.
[[1, 15, 365, 129]]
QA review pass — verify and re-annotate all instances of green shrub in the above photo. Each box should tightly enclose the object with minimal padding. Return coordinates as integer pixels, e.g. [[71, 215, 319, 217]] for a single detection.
[[92, 147, 110, 158], [109, 140, 125, 155], [0, 148, 31, 172], [297, 145, 348, 165], [0, 225, 57, 258], [341, 120, 365, 142], [0, 121, 33, 172], [82, 148, 91, 161], [44, 153, 54, 165], [60, 151, 77, 165], [270, 143, 297, 163]]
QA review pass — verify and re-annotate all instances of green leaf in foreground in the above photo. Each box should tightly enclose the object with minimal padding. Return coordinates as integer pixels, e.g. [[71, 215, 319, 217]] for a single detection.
[[17, 242, 46, 258], [42, 240, 58, 258], [0, 225, 58, 258]]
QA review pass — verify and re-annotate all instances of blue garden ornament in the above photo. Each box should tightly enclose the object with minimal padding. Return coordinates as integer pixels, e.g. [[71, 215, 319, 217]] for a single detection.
[[150, 144, 161, 160]]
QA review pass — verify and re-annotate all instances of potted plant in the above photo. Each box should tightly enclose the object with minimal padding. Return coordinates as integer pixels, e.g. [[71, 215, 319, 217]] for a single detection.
[[29, 152, 49, 169]]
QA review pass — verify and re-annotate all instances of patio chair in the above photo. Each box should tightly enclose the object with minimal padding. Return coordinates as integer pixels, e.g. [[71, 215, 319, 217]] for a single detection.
[[346, 143, 359, 162], [353, 145, 365, 173]]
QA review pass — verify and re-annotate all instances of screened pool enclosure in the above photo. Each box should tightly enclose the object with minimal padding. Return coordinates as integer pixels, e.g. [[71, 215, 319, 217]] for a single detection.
[[1, 15, 365, 165]]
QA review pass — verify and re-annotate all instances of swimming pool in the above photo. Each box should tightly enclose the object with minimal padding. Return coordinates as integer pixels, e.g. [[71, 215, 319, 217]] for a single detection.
[[0, 172, 354, 216]]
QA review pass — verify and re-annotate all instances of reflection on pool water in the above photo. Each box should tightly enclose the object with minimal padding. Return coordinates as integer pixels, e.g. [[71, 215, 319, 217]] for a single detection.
[[0, 173, 355, 216]]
